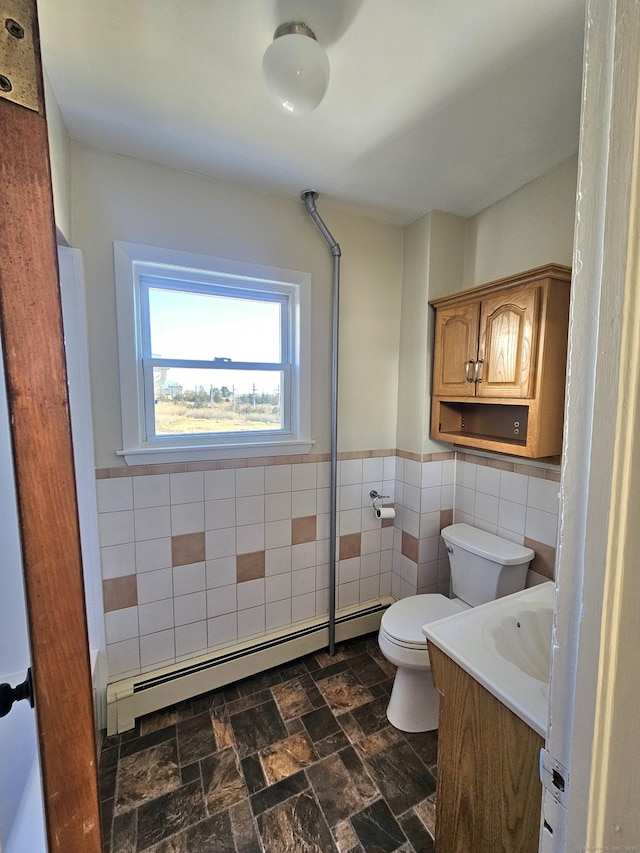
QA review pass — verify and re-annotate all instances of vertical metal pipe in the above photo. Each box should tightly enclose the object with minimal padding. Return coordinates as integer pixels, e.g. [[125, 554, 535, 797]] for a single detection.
[[300, 190, 341, 655]]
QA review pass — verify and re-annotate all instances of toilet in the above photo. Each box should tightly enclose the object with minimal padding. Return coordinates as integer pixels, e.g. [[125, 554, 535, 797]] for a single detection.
[[378, 523, 534, 732]]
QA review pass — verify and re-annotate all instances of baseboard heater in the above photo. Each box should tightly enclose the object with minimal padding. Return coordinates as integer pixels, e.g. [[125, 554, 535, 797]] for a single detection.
[[106, 597, 393, 735]]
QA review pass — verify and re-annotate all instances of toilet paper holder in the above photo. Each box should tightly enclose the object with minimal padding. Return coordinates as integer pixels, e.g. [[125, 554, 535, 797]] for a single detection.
[[369, 489, 390, 509], [369, 490, 395, 520]]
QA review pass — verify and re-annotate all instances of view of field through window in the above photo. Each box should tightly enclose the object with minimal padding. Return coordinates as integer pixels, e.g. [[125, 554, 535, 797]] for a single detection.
[[148, 285, 284, 435]]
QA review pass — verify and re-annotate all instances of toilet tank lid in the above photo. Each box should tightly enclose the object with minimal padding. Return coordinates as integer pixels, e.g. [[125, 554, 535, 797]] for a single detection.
[[441, 523, 535, 565]]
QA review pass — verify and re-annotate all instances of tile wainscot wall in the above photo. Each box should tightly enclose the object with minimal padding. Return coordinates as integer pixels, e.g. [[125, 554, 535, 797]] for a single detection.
[[97, 450, 559, 681]]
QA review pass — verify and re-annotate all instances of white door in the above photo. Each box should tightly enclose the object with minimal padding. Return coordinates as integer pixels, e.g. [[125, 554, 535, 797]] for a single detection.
[[0, 340, 47, 852], [0, 247, 102, 852]]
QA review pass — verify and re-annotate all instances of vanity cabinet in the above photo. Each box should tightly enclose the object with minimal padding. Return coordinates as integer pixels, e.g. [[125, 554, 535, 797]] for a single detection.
[[428, 642, 544, 853], [430, 264, 571, 458]]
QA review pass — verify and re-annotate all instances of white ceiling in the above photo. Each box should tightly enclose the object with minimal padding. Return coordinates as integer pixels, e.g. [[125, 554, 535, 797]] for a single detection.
[[38, 0, 586, 226]]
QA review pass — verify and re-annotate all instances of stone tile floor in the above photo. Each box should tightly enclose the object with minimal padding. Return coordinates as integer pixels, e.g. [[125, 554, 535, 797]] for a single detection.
[[100, 633, 437, 852]]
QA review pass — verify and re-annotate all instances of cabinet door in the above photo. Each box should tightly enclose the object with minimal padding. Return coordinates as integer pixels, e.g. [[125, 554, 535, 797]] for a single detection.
[[432, 302, 480, 397], [477, 286, 539, 398]]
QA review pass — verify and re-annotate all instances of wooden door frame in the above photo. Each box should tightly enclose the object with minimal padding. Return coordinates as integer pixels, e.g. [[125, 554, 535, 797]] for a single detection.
[[0, 2, 101, 850]]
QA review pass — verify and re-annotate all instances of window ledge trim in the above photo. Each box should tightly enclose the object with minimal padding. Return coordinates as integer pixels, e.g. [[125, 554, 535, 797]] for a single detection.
[[117, 440, 315, 466]]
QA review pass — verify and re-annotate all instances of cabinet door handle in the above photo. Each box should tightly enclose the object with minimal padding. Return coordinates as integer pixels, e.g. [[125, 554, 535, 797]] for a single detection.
[[465, 360, 475, 382], [475, 358, 484, 383]]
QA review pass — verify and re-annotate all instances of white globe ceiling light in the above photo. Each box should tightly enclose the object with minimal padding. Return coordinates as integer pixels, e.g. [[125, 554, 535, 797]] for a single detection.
[[262, 22, 330, 116]]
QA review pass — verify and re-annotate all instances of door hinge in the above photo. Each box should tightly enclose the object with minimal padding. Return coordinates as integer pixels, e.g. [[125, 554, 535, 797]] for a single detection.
[[0, 0, 39, 112], [0, 667, 34, 718]]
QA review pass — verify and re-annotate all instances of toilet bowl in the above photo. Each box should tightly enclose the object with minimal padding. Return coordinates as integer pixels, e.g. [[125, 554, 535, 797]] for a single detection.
[[379, 593, 466, 732], [378, 523, 534, 732]]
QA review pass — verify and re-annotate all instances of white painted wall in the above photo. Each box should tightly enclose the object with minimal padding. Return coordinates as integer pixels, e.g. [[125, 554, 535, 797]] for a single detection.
[[70, 144, 403, 467], [43, 70, 71, 245], [396, 213, 432, 455], [396, 158, 579, 459], [463, 155, 577, 288], [396, 211, 467, 456]]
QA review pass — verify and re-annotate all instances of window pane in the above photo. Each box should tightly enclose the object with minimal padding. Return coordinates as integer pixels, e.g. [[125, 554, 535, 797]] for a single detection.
[[152, 367, 283, 435], [147, 286, 282, 362]]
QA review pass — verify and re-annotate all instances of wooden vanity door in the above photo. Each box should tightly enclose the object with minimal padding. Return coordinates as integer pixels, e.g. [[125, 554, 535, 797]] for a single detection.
[[477, 286, 539, 398], [432, 302, 480, 397]]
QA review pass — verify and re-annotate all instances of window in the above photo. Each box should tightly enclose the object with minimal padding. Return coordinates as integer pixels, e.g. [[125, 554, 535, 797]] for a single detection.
[[114, 242, 312, 464]]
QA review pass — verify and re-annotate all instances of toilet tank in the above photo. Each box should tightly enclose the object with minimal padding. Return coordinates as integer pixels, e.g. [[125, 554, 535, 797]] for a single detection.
[[441, 523, 535, 607]]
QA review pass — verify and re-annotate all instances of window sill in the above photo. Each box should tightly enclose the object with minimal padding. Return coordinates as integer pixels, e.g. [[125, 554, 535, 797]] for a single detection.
[[117, 440, 315, 466]]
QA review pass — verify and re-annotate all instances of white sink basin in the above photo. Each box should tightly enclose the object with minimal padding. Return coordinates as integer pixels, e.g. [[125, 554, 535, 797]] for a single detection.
[[484, 600, 553, 683], [423, 582, 554, 736]]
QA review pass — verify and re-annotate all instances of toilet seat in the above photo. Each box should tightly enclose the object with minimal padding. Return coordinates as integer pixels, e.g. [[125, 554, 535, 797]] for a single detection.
[[381, 594, 465, 649]]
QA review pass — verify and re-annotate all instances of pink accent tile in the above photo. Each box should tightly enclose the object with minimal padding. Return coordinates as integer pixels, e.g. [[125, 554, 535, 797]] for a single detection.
[[397, 450, 422, 462], [339, 533, 361, 560], [149, 463, 186, 475], [103, 575, 138, 612], [545, 470, 561, 482], [110, 466, 148, 478], [514, 464, 540, 478], [466, 455, 488, 466], [440, 509, 454, 530], [172, 532, 206, 567], [185, 461, 220, 472], [525, 537, 556, 579], [236, 551, 266, 582], [292, 516, 317, 545], [219, 458, 248, 469], [129, 465, 153, 477], [401, 531, 419, 562], [488, 459, 515, 472], [337, 451, 368, 460]]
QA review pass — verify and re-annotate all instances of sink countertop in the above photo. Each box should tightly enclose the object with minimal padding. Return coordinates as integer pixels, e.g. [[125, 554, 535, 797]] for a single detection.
[[423, 582, 555, 737]]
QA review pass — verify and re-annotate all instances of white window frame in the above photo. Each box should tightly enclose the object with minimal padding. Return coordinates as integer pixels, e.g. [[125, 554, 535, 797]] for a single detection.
[[114, 241, 313, 464]]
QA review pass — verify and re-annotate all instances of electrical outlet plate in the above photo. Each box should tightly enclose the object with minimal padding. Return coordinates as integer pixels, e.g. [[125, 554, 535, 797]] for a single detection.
[[0, 0, 39, 112]]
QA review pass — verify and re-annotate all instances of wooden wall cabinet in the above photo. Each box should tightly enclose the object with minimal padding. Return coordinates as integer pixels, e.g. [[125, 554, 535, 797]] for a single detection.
[[430, 264, 571, 458], [428, 642, 544, 853]]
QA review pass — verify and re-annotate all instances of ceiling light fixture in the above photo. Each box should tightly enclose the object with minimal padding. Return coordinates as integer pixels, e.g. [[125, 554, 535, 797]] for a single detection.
[[262, 22, 329, 116]]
